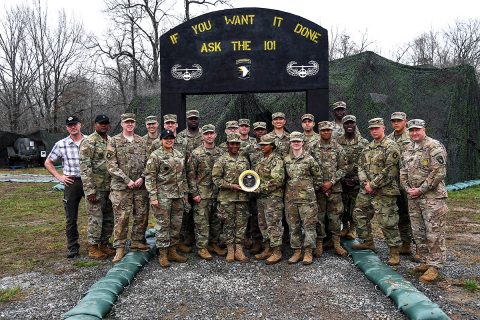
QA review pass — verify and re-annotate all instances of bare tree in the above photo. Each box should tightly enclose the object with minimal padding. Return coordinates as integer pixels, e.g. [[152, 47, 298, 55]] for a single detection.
[[184, 0, 231, 21], [445, 19, 480, 71], [329, 28, 374, 60]]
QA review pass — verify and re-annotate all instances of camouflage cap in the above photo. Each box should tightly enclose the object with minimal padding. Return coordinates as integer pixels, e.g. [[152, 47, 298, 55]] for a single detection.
[[289, 131, 304, 142], [301, 113, 314, 122], [227, 133, 241, 143], [202, 124, 215, 133], [407, 119, 426, 129], [368, 118, 384, 128], [238, 118, 250, 126], [225, 120, 239, 129], [272, 112, 285, 120], [332, 101, 347, 110], [145, 115, 158, 124], [163, 114, 177, 123], [186, 109, 199, 118], [253, 121, 267, 130], [318, 121, 334, 130], [258, 134, 275, 145], [342, 115, 357, 123], [391, 112, 407, 121], [121, 113, 136, 122]]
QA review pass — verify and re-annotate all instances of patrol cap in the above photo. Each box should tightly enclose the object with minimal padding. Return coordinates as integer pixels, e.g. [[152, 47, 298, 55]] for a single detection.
[[202, 124, 215, 133], [342, 115, 356, 123], [94, 115, 109, 124], [66, 115, 80, 125], [238, 119, 250, 126], [289, 131, 304, 142], [163, 114, 177, 123], [160, 129, 175, 139], [225, 120, 239, 129], [272, 112, 285, 120], [407, 119, 426, 129], [332, 101, 347, 110], [121, 113, 136, 122], [368, 118, 384, 128], [391, 112, 407, 121], [258, 134, 275, 145], [186, 110, 199, 118], [145, 115, 158, 124], [226, 133, 241, 143], [318, 121, 334, 131], [253, 121, 267, 130], [301, 114, 314, 122]]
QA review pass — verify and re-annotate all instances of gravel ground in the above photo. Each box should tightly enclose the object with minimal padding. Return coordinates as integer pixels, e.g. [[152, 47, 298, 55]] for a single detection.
[[1, 241, 478, 319]]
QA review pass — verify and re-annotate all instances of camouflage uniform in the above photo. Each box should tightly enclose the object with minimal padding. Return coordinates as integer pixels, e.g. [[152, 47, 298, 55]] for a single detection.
[[254, 145, 285, 248], [284, 134, 322, 249], [106, 132, 149, 249], [79, 131, 114, 246], [388, 127, 413, 245], [144, 145, 187, 249], [303, 132, 320, 154], [187, 143, 225, 248], [144, 133, 159, 153], [354, 124, 402, 247], [176, 129, 203, 156], [270, 131, 290, 157], [400, 120, 448, 268], [337, 130, 368, 229], [212, 142, 250, 245], [310, 131, 347, 238]]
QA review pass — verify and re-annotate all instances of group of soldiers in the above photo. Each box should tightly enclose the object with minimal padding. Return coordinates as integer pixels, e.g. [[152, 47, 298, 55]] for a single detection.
[[46, 100, 448, 284]]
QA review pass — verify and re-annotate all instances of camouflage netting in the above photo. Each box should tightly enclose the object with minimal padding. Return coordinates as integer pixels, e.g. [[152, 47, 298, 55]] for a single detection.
[[127, 51, 480, 183]]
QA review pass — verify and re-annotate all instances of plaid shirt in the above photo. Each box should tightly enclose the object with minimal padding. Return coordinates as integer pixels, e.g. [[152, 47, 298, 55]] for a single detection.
[[48, 135, 84, 177]]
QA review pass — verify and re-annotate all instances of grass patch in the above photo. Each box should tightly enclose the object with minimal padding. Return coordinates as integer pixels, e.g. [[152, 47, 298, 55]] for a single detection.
[[463, 279, 479, 292], [0, 287, 23, 303], [73, 261, 100, 268], [448, 185, 480, 200]]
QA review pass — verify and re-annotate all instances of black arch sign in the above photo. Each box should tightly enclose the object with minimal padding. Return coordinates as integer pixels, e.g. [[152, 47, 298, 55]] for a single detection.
[[160, 7, 329, 128]]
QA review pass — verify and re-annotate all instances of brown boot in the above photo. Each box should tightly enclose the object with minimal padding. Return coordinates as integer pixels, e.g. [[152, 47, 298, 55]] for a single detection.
[[323, 238, 334, 250], [158, 248, 170, 268], [345, 223, 357, 240], [412, 263, 429, 273], [197, 248, 213, 261], [250, 239, 262, 254], [419, 267, 439, 283], [112, 247, 125, 264], [288, 249, 302, 264], [387, 246, 400, 266], [210, 243, 227, 256], [352, 239, 376, 251], [399, 242, 412, 255], [130, 241, 149, 252], [265, 247, 282, 265], [254, 244, 272, 260], [226, 245, 235, 263], [177, 242, 193, 253], [315, 239, 323, 257], [234, 244, 248, 263], [168, 246, 187, 263], [302, 248, 313, 265], [333, 236, 348, 257], [412, 245, 423, 262], [88, 244, 108, 260], [99, 243, 116, 257]]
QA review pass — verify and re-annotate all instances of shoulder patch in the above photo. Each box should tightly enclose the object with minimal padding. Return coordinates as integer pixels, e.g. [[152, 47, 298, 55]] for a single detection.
[[436, 155, 445, 164]]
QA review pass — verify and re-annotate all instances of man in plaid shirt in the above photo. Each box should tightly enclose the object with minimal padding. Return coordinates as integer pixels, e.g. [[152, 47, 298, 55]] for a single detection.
[[45, 116, 85, 258]]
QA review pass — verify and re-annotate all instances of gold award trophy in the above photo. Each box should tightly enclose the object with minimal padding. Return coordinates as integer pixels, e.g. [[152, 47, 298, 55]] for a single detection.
[[238, 170, 260, 192]]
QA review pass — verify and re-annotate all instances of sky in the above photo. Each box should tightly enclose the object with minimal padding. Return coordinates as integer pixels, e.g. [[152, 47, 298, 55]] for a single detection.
[[3, 0, 480, 58]]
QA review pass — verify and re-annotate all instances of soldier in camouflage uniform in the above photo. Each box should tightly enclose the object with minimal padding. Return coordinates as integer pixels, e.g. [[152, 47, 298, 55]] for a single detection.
[[284, 132, 322, 265], [187, 124, 226, 260], [144, 115, 160, 152], [238, 119, 257, 149], [388, 111, 414, 255], [149, 114, 186, 155], [301, 113, 320, 154], [106, 113, 149, 263], [331, 101, 347, 139], [79, 115, 115, 260], [270, 112, 290, 157], [218, 121, 240, 152], [311, 121, 348, 257], [337, 115, 368, 240], [212, 133, 250, 263], [253, 134, 285, 265], [145, 129, 188, 268], [352, 118, 402, 266], [243, 121, 267, 169], [400, 119, 448, 283], [176, 110, 203, 156]]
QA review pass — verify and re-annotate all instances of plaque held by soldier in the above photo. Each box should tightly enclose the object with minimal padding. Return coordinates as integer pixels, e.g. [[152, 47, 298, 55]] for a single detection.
[[239, 170, 260, 192]]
